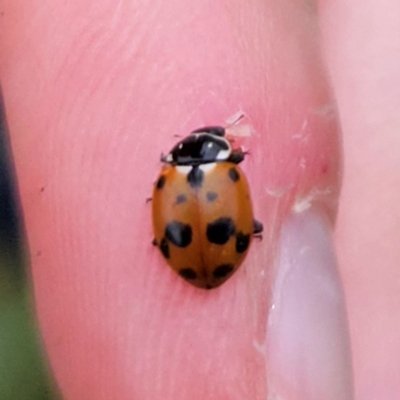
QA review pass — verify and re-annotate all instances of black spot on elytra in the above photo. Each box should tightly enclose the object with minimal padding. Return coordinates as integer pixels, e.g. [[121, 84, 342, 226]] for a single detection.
[[206, 217, 235, 245], [206, 191, 218, 202], [228, 167, 240, 182], [165, 221, 192, 247], [176, 194, 187, 204], [179, 268, 197, 280], [160, 238, 170, 259], [213, 264, 234, 278], [156, 175, 166, 189], [152, 238, 158, 246], [187, 166, 204, 188], [236, 232, 250, 253]]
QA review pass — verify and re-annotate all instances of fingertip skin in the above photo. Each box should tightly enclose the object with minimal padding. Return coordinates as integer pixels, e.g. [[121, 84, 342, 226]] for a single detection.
[[1, 1, 341, 399], [320, 1, 400, 398], [268, 210, 353, 400]]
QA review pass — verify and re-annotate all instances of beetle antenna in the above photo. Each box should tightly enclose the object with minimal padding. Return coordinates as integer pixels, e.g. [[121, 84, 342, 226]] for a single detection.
[[225, 112, 245, 128]]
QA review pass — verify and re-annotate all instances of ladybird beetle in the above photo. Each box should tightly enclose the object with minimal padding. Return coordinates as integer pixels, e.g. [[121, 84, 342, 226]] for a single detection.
[[152, 126, 263, 289]]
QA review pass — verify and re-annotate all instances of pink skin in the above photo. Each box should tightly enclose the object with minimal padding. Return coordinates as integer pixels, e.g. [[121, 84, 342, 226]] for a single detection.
[[0, 0, 399, 399], [320, 1, 400, 398]]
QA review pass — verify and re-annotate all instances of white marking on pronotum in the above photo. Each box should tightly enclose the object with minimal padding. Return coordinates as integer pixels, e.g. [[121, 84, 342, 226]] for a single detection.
[[215, 148, 231, 161], [176, 165, 192, 175], [199, 163, 216, 173]]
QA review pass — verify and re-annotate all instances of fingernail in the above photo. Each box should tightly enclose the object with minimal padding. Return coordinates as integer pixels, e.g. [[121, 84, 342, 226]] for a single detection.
[[267, 209, 354, 400]]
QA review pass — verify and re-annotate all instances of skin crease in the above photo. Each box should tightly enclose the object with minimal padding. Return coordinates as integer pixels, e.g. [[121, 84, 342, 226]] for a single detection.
[[319, 0, 400, 399], [0, 0, 399, 400]]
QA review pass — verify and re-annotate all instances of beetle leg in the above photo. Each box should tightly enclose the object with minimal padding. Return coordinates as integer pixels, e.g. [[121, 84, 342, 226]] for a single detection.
[[253, 220, 263, 234]]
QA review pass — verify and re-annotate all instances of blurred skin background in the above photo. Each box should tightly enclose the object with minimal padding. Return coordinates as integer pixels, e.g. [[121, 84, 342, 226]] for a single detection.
[[0, 100, 57, 399]]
